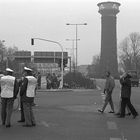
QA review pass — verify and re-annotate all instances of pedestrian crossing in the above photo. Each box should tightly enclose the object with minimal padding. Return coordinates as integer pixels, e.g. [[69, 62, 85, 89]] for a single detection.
[[100, 92, 127, 140]]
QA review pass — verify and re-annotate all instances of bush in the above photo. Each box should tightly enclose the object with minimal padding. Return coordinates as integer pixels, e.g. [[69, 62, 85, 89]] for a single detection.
[[63, 72, 96, 89]]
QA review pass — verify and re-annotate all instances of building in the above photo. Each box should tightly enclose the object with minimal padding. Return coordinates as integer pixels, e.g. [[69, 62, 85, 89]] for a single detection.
[[97, 1, 121, 78]]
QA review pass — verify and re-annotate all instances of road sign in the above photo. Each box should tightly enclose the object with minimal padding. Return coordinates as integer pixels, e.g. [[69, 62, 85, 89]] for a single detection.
[[34, 51, 68, 64], [14, 51, 31, 63]]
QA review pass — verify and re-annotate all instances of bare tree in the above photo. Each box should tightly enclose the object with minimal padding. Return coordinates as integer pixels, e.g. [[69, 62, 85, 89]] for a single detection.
[[119, 32, 140, 72], [87, 54, 100, 78], [129, 32, 140, 69], [92, 55, 100, 65]]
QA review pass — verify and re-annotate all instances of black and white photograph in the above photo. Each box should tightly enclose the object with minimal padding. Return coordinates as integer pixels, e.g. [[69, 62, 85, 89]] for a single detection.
[[0, 0, 140, 140]]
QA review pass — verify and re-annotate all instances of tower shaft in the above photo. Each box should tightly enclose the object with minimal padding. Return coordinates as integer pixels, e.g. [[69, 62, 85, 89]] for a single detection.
[[98, 1, 120, 78]]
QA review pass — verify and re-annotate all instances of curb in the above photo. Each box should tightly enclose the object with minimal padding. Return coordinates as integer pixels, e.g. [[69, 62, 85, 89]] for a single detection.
[[37, 89, 73, 92], [37, 88, 97, 92]]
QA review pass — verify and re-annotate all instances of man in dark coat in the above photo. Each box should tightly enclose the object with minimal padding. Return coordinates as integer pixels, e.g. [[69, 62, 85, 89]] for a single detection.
[[119, 72, 138, 118]]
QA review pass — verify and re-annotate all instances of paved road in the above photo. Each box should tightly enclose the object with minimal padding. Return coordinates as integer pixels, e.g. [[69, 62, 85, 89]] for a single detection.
[[0, 86, 139, 140]]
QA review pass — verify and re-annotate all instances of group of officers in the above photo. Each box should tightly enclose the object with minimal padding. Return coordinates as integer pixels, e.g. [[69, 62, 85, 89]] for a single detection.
[[0, 67, 37, 128]]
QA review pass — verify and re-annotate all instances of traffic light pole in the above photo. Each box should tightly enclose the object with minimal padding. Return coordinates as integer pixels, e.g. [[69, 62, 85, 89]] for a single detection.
[[31, 38, 64, 89]]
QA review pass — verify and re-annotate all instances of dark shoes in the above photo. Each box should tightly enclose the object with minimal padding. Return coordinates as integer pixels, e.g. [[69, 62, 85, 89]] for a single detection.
[[126, 113, 131, 116], [108, 111, 115, 113], [98, 109, 115, 114], [22, 124, 32, 127], [98, 109, 104, 113], [115, 113, 120, 116], [2, 122, 5, 125], [115, 112, 131, 116], [133, 113, 138, 119], [32, 124, 36, 127], [22, 124, 36, 127], [117, 115, 125, 118], [6, 124, 11, 128], [18, 120, 25, 123]]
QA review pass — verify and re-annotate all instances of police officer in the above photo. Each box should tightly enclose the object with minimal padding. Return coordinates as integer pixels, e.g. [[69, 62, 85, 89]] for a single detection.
[[20, 67, 37, 127], [0, 68, 19, 127]]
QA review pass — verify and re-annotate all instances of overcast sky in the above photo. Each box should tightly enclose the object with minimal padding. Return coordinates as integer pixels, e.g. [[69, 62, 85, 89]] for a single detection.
[[0, 0, 140, 65]]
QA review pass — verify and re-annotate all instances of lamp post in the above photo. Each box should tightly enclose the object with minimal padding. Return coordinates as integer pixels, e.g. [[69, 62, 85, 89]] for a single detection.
[[66, 39, 80, 72], [66, 23, 87, 70], [31, 38, 64, 89], [0, 40, 5, 62], [0, 40, 6, 71]]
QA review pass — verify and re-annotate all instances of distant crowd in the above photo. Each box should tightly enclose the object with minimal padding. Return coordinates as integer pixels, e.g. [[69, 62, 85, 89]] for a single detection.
[[45, 73, 61, 89]]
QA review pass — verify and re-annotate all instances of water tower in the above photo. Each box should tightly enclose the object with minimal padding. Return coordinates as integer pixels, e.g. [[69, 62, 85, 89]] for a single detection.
[[97, 1, 120, 78]]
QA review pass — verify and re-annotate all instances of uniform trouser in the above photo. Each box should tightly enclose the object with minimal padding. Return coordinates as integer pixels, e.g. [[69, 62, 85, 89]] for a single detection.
[[20, 100, 25, 121], [1, 98, 14, 125], [23, 102, 36, 125], [120, 97, 138, 117], [102, 91, 114, 112]]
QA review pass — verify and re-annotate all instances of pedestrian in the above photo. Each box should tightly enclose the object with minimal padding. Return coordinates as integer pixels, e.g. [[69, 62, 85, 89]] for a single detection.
[[118, 72, 138, 119], [0, 68, 19, 127], [98, 71, 115, 113], [20, 67, 37, 127], [37, 72, 41, 89], [17, 72, 26, 123], [46, 73, 52, 89], [115, 82, 131, 116], [52, 73, 57, 89]]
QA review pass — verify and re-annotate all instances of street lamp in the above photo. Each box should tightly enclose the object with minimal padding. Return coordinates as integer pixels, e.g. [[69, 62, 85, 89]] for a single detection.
[[0, 40, 6, 71], [66, 23, 87, 70], [31, 38, 64, 89], [66, 39, 80, 72], [0, 40, 5, 62]]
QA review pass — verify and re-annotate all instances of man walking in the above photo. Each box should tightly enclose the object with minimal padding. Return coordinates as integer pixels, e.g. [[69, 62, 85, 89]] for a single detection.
[[98, 71, 115, 113], [118, 72, 138, 118], [0, 68, 19, 127], [20, 67, 37, 127]]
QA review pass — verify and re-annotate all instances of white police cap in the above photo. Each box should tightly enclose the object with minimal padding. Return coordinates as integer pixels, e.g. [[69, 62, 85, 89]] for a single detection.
[[6, 68, 14, 72], [24, 67, 32, 72]]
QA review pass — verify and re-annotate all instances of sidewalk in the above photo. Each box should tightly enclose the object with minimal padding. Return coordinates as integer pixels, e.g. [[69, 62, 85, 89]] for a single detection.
[[37, 88, 97, 92]]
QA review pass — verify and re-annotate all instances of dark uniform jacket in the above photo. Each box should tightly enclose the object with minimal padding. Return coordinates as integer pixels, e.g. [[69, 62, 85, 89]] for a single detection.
[[20, 78, 34, 103]]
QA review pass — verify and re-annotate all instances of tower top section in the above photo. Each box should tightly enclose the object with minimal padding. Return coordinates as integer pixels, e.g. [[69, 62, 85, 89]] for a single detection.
[[97, 1, 121, 16]]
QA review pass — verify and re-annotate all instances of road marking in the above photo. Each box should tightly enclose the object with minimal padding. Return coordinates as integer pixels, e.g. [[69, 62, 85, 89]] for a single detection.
[[121, 132, 127, 140], [39, 121, 49, 127], [97, 86, 101, 90], [107, 121, 117, 130], [100, 92, 105, 103], [110, 138, 121, 140]]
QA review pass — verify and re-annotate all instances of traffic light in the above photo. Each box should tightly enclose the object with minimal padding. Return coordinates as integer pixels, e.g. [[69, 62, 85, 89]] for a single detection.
[[58, 59, 67, 68], [63, 59, 67, 68], [58, 59, 61, 68], [31, 38, 34, 45]]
